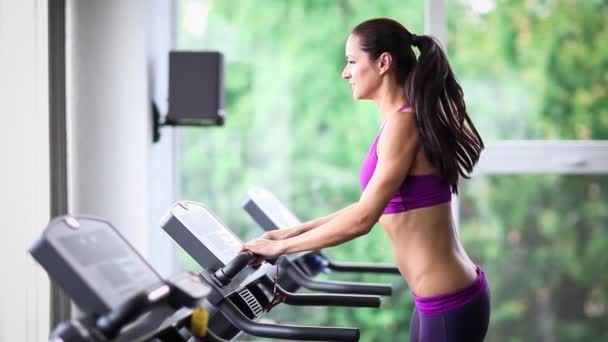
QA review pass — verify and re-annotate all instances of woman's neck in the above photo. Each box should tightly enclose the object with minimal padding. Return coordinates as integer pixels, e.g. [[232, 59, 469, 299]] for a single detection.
[[374, 84, 408, 122]]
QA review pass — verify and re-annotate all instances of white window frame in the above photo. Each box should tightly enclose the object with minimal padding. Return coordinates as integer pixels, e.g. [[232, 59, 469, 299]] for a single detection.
[[475, 141, 608, 175]]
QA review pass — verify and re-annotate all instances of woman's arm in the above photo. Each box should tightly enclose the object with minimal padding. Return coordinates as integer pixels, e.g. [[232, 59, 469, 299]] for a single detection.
[[263, 203, 356, 240], [280, 114, 418, 252], [243, 112, 419, 257]]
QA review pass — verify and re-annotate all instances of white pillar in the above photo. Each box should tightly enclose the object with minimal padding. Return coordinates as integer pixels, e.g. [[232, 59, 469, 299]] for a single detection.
[[66, 0, 150, 254], [0, 0, 51, 341]]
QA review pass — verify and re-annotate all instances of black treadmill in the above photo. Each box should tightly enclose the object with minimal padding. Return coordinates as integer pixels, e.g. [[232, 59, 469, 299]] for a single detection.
[[241, 187, 401, 292], [28, 215, 217, 342], [161, 200, 382, 341]]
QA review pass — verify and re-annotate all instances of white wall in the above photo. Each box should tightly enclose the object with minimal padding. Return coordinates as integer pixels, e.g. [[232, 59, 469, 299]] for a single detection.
[[66, 0, 178, 275], [0, 0, 51, 341], [66, 0, 150, 254]]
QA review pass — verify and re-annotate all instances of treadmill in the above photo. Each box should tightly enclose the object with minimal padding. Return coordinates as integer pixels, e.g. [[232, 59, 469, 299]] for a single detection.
[[28, 215, 218, 342], [161, 200, 383, 341], [241, 187, 401, 292]]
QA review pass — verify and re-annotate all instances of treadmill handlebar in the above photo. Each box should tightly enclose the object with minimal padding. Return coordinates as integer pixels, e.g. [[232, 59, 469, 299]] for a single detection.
[[219, 299, 359, 341], [287, 265, 392, 296], [212, 252, 258, 287], [325, 258, 401, 274], [278, 284, 381, 308], [259, 276, 381, 308], [95, 287, 166, 339]]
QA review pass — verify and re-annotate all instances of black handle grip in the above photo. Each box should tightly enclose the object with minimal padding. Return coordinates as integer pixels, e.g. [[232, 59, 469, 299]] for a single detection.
[[96, 285, 169, 339], [287, 265, 392, 296], [96, 292, 150, 338], [326, 258, 400, 274], [260, 277, 381, 308], [218, 299, 359, 341], [213, 252, 257, 287]]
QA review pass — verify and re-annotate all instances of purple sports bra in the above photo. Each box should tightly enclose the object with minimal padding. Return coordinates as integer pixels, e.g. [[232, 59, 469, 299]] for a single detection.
[[359, 105, 452, 214]]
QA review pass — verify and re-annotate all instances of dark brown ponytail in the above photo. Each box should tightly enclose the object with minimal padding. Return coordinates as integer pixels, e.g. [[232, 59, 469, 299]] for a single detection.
[[407, 34, 484, 193]]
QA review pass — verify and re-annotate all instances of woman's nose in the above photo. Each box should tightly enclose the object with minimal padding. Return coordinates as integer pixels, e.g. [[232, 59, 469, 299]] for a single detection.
[[341, 68, 350, 80]]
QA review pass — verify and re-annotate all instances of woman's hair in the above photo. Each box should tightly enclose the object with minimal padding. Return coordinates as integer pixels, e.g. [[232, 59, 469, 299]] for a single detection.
[[352, 18, 484, 194]]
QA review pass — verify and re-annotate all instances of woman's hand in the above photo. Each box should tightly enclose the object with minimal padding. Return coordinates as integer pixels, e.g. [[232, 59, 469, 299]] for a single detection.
[[241, 237, 287, 260]]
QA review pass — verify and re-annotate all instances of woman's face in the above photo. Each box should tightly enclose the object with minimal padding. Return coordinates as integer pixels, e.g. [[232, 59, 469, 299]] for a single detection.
[[341, 34, 382, 100]]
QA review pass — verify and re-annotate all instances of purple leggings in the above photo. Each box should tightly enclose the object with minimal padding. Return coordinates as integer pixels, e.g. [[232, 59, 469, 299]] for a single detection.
[[409, 268, 491, 342]]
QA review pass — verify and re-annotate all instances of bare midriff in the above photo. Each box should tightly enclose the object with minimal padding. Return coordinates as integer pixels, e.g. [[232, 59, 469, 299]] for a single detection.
[[380, 202, 478, 297]]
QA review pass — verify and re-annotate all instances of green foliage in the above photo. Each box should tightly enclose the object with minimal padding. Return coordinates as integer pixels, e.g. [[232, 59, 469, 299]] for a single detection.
[[460, 175, 608, 342], [177, 0, 608, 340]]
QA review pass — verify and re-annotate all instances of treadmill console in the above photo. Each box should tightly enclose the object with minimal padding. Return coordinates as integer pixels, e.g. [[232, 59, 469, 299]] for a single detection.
[[161, 201, 242, 271], [29, 216, 163, 315]]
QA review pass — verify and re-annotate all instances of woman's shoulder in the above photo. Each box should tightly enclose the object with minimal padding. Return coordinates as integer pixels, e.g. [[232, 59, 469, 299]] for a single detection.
[[381, 111, 419, 145], [386, 109, 416, 128]]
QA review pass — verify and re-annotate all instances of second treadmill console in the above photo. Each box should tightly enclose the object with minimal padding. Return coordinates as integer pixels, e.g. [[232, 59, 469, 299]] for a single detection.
[[241, 187, 301, 230]]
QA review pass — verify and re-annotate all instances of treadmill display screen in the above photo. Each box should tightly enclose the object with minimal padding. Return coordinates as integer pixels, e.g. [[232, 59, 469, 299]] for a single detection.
[[174, 203, 241, 265], [56, 226, 161, 309]]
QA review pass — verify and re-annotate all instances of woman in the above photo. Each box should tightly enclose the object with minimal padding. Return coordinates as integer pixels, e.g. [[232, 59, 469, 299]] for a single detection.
[[242, 18, 490, 341]]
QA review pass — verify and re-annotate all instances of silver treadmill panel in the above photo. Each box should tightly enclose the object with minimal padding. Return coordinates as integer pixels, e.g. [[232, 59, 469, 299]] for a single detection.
[[165, 201, 242, 267]]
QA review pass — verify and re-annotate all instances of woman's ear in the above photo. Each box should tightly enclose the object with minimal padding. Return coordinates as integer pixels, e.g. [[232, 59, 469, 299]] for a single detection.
[[378, 52, 392, 75]]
